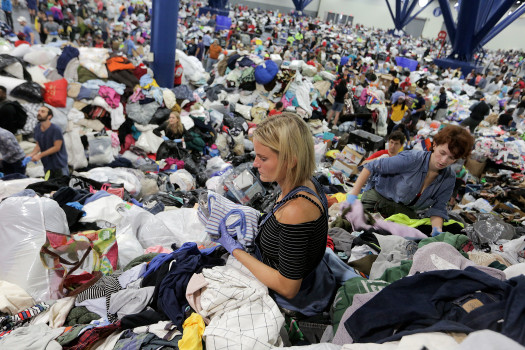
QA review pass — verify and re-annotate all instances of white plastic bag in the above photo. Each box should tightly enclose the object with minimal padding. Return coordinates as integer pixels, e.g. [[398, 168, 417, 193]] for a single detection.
[[64, 129, 88, 169], [169, 169, 195, 192], [88, 136, 115, 165], [155, 208, 210, 246], [135, 128, 164, 154], [115, 203, 150, 267], [0, 197, 69, 301]]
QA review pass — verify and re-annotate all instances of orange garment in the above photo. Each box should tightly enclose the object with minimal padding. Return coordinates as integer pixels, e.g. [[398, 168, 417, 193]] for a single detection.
[[208, 43, 222, 60], [106, 56, 135, 72]]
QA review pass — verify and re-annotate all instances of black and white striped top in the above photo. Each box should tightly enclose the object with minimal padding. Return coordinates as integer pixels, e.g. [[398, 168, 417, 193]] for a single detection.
[[256, 194, 328, 280]]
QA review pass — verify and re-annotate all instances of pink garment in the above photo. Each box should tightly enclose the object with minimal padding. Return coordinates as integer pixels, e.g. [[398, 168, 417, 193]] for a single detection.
[[120, 134, 136, 153], [185, 273, 211, 324], [162, 158, 185, 171], [98, 86, 120, 108], [359, 88, 368, 106], [111, 132, 120, 148], [129, 87, 145, 103], [144, 245, 173, 254]]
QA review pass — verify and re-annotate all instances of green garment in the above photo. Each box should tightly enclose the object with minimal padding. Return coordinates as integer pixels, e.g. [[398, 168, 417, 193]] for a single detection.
[[378, 259, 413, 283], [331, 277, 390, 333], [418, 232, 470, 258], [385, 213, 464, 229], [65, 306, 101, 327], [77, 65, 105, 83], [56, 324, 88, 346], [185, 130, 206, 152], [123, 252, 159, 271], [488, 260, 507, 271]]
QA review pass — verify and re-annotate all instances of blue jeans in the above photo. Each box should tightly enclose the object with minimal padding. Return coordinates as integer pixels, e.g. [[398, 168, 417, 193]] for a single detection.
[[206, 58, 218, 72]]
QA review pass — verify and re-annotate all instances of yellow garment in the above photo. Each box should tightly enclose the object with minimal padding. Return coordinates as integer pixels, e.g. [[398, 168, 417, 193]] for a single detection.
[[390, 104, 409, 122], [385, 213, 464, 228], [141, 79, 160, 90], [330, 193, 348, 203], [325, 150, 340, 159], [178, 313, 205, 350]]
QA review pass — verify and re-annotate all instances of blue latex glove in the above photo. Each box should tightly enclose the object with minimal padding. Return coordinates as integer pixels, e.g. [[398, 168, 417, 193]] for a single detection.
[[162, 136, 170, 141], [346, 194, 358, 204], [66, 201, 84, 210], [214, 221, 244, 255], [22, 156, 32, 167], [411, 110, 417, 115], [131, 198, 143, 207], [432, 227, 442, 237]]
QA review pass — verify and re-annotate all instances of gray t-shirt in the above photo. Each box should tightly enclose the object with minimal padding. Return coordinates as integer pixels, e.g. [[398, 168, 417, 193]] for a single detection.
[[44, 21, 60, 34]]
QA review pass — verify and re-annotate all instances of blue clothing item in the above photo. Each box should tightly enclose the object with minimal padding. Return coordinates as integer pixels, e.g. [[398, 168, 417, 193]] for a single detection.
[[33, 123, 68, 173], [23, 25, 37, 44], [0, 126, 25, 163], [391, 91, 405, 104], [196, 42, 205, 60], [2, 0, 12, 12], [83, 190, 111, 205], [202, 34, 212, 47], [345, 267, 525, 344], [364, 150, 455, 220], [56, 46, 80, 76], [124, 38, 137, 57], [157, 242, 225, 330]]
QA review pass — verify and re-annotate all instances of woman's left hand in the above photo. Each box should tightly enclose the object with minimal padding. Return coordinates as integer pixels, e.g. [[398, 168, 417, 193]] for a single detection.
[[214, 221, 244, 254]]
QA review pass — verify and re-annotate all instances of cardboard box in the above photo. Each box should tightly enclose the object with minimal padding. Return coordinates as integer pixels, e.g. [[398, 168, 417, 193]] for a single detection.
[[340, 144, 365, 165], [332, 159, 359, 177], [378, 74, 394, 90], [465, 157, 486, 178]]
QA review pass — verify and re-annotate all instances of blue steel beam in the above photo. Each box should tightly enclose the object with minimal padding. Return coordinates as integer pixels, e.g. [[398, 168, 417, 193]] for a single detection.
[[292, 0, 313, 12], [395, 0, 402, 29], [453, 0, 480, 61], [403, 0, 420, 24], [150, 0, 178, 88], [475, 0, 492, 33], [473, 0, 515, 47], [479, 4, 525, 47], [436, 0, 456, 44], [402, 0, 434, 27], [401, 0, 411, 19]]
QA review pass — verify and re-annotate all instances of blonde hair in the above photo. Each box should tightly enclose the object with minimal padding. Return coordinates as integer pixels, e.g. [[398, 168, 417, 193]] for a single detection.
[[167, 111, 184, 135], [253, 112, 315, 189]]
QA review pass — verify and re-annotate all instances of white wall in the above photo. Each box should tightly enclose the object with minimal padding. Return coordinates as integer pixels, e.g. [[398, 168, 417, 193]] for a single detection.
[[316, 0, 525, 51]]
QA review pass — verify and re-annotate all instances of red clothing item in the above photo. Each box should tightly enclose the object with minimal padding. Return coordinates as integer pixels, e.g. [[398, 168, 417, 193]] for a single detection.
[[174, 64, 183, 85], [268, 109, 282, 116], [15, 40, 30, 47], [365, 149, 389, 161]]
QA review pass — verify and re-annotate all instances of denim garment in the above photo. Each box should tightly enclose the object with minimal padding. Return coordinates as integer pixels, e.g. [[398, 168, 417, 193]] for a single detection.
[[364, 150, 455, 220]]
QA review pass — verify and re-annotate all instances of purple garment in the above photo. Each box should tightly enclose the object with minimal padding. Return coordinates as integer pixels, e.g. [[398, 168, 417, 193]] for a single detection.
[[344, 200, 427, 239], [332, 292, 378, 345]]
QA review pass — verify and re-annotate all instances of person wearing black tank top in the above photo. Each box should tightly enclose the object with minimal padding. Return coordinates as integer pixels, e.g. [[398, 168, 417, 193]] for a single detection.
[[213, 113, 329, 301]]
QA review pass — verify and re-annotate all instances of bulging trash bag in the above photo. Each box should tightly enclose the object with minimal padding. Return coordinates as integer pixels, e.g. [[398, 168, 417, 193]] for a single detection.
[[156, 140, 189, 161], [0, 197, 69, 301], [10, 81, 44, 103], [467, 214, 516, 246]]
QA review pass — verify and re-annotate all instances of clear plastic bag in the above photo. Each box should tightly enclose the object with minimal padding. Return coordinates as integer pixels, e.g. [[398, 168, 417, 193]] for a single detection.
[[223, 165, 265, 205]]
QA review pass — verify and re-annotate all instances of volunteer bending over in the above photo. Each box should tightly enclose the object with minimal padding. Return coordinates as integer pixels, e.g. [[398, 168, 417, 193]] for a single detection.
[[213, 113, 330, 309], [346, 125, 474, 236]]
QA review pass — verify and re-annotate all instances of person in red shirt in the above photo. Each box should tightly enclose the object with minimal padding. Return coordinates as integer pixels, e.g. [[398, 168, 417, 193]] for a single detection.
[[268, 101, 284, 116], [174, 59, 183, 86], [14, 32, 30, 47], [361, 131, 405, 165]]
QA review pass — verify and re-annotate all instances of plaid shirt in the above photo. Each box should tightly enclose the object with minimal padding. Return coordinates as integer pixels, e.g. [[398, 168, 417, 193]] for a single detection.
[[0, 127, 24, 163], [63, 321, 121, 350]]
